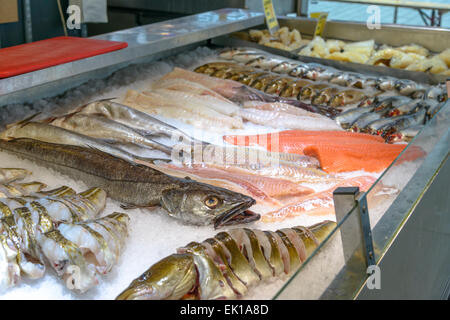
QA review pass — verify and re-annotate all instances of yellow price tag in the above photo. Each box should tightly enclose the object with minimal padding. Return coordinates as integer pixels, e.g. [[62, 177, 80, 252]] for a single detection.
[[263, 0, 279, 35], [310, 12, 328, 37]]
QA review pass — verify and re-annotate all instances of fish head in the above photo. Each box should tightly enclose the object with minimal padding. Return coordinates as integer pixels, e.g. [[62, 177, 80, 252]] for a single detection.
[[160, 181, 259, 228], [116, 254, 197, 300]]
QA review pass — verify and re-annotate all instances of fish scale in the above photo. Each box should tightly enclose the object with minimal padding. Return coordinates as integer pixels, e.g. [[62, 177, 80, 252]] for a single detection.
[[117, 221, 336, 300]]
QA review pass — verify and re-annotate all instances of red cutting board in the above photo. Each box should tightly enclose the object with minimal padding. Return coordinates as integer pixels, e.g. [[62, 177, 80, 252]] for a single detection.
[[0, 36, 128, 78]]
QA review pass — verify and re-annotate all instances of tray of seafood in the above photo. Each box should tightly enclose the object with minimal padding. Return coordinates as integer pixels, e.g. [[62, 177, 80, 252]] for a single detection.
[[0, 46, 446, 300], [225, 22, 450, 85]]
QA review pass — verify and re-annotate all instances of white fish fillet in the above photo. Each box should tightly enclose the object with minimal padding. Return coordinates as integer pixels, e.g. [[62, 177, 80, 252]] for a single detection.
[[242, 101, 325, 119], [152, 88, 241, 118], [123, 90, 243, 129], [238, 108, 342, 131], [151, 78, 233, 103]]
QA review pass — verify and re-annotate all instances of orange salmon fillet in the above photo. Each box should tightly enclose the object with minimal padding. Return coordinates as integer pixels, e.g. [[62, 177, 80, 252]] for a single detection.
[[303, 143, 425, 173], [263, 175, 377, 222]]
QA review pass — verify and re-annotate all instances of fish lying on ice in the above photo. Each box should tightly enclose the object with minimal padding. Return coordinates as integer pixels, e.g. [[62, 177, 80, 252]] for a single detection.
[[0, 183, 128, 293], [123, 90, 244, 130], [116, 220, 336, 300], [0, 181, 47, 198], [75, 100, 198, 144], [161, 67, 338, 117], [47, 113, 172, 155], [0, 121, 156, 164], [237, 108, 342, 131], [0, 139, 259, 228], [263, 176, 377, 222]]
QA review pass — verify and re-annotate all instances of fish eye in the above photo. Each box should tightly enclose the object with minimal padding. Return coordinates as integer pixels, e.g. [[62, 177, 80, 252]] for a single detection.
[[204, 196, 220, 208]]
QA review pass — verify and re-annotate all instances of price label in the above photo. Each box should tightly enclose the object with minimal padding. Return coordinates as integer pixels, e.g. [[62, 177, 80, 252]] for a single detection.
[[310, 12, 328, 37], [263, 0, 279, 35]]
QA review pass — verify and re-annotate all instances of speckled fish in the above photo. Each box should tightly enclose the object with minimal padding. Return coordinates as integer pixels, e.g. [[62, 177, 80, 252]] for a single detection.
[[280, 79, 314, 98], [0, 168, 31, 184], [288, 64, 310, 77], [375, 77, 397, 91], [385, 125, 424, 143], [328, 88, 371, 107], [192, 65, 339, 118], [116, 220, 336, 300], [424, 100, 446, 120], [311, 87, 341, 105], [386, 99, 425, 117], [0, 139, 259, 228], [299, 83, 330, 101], [304, 65, 337, 81], [264, 77, 295, 96], [377, 107, 427, 138], [394, 79, 429, 96], [335, 106, 375, 129], [424, 86, 447, 102]]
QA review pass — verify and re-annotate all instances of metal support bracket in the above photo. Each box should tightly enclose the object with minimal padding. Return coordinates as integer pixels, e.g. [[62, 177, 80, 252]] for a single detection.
[[333, 187, 375, 267]]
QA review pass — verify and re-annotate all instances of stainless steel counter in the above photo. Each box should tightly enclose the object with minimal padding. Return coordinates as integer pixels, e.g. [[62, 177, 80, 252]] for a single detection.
[[0, 8, 264, 107]]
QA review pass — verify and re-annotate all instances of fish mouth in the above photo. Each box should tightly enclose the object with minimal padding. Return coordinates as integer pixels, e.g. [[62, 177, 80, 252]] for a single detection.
[[213, 198, 259, 229]]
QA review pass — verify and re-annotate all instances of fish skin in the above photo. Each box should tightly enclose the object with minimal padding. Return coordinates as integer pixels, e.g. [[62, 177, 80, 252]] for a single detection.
[[49, 113, 172, 155], [116, 220, 336, 300], [0, 138, 258, 227], [76, 100, 197, 144], [0, 121, 145, 164], [335, 106, 374, 128]]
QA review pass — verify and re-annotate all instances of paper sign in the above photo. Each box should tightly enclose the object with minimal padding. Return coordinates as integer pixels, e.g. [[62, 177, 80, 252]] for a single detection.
[[263, 0, 280, 35], [310, 12, 328, 37]]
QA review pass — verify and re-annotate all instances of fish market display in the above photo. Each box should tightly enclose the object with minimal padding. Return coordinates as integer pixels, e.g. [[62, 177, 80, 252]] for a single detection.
[[0, 167, 129, 293], [238, 29, 450, 75], [116, 220, 336, 300], [0, 45, 435, 300], [0, 139, 259, 228]]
